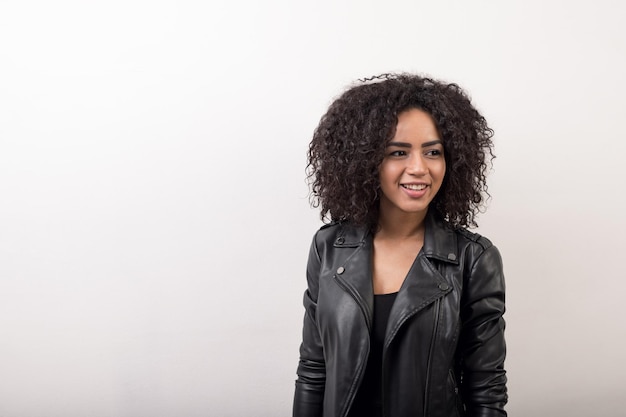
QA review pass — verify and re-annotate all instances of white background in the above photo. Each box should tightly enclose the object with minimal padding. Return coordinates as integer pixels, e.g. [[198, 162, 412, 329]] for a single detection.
[[1, 1, 625, 416]]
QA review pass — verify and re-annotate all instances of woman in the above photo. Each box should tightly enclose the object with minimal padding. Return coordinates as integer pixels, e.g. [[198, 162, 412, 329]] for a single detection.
[[293, 73, 507, 417]]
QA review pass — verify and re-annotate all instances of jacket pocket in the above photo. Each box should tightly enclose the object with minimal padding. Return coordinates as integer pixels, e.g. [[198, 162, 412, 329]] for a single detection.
[[448, 369, 463, 417]]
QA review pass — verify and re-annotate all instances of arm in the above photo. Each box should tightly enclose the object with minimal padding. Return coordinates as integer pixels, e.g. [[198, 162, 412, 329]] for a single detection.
[[458, 244, 508, 417], [293, 236, 325, 417]]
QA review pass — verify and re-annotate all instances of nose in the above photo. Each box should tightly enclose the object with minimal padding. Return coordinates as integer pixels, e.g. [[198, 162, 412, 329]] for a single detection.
[[406, 153, 427, 176]]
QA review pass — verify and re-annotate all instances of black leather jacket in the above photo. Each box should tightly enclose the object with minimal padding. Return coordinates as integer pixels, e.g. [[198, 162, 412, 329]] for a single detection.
[[293, 213, 507, 417]]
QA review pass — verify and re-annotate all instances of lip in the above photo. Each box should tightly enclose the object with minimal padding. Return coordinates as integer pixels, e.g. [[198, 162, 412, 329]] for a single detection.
[[400, 183, 429, 198]]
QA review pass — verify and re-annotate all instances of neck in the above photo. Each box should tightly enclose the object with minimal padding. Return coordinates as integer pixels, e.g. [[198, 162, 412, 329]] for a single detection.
[[376, 205, 428, 239]]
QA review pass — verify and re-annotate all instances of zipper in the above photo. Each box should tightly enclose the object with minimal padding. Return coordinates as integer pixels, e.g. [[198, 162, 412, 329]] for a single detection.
[[333, 274, 372, 417], [422, 298, 441, 415], [381, 352, 387, 417], [340, 343, 370, 417]]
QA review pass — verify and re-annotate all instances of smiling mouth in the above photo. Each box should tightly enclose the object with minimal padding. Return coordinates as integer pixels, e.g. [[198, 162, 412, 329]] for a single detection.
[[401, 184, 427, 191]]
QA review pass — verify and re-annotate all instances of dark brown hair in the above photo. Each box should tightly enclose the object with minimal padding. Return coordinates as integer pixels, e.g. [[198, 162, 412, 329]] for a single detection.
[[307, 73, 494, 230]]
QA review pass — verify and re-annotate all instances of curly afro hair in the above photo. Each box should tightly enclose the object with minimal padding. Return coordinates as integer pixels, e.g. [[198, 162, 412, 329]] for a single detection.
[[307, 73, 495, 231]]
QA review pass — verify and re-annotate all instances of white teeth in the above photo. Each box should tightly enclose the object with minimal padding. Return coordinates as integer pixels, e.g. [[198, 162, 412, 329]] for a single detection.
[[402, 184, 427, 191]]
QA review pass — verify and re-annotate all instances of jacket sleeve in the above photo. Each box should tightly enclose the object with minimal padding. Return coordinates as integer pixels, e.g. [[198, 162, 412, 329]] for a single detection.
[[458, 244, 508, 417], [293, 235, 325, 417]]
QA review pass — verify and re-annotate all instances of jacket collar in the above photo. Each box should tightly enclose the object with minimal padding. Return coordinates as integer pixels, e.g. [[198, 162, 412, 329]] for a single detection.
[[422, 211, 459, 265], [333, 210, 459, 265]]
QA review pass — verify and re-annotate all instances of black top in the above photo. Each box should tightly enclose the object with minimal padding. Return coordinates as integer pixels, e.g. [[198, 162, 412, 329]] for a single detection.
[[347, 292, 398, 417]]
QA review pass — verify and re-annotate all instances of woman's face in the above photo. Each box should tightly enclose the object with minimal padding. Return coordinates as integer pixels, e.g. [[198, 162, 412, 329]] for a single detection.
[[378, 108, 446, 219]]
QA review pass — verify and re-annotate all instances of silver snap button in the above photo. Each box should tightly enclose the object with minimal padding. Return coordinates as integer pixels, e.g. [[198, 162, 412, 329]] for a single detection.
[[438, 283, 450, 291], [447, 253, 457, 261], [336, 266, 345, 275]]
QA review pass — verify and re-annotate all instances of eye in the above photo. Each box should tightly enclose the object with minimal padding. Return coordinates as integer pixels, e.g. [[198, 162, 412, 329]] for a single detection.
[[424, 149, 443, 157], [389, 150, 407, 157]]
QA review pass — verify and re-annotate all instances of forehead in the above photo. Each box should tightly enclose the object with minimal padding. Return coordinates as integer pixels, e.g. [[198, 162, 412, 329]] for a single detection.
[[391, 108, 440, 143]]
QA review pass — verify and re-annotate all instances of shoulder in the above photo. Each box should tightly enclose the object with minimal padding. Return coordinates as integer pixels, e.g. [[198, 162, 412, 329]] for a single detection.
[[306, 222, 368, 284], [454, 227, 494, 252], [440, 220, 502, 269], [425, 212, 497, 264], [311, 222, 340, 246], [452, 227, 503, 276], [312, 221, 368, 249]]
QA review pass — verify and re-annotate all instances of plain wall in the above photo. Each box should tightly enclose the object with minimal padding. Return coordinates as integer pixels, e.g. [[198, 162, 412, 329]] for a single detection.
[[1, 1, 625, 416]]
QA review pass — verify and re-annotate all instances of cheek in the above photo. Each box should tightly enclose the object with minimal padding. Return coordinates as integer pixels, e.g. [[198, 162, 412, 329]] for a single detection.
[[436, 160, 446, 178], [378, 164, 395, 184], [432, 162, 446, 190]]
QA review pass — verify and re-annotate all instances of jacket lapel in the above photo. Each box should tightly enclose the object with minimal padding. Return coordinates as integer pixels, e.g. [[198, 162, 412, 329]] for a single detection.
[[384, 253, 452, 347], [332, 225, 374, 332], [384, 211, 457, 347]]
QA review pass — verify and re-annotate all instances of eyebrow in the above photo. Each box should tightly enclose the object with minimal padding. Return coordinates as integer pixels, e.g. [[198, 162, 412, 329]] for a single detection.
[[387, 139, 443, 148]]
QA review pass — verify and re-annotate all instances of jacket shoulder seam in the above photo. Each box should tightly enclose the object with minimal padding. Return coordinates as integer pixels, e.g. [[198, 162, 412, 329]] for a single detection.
[[455, 228, 493, 251]]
